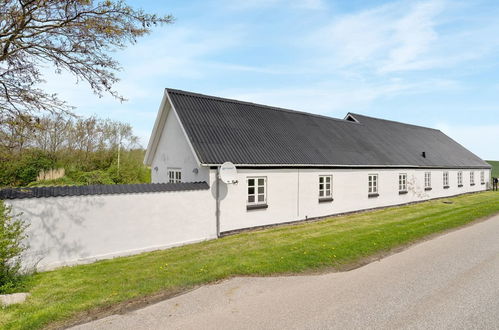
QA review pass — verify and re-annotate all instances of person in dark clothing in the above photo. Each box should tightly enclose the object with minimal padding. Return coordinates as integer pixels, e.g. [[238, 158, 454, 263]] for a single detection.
[[494, 177, 499, 191]]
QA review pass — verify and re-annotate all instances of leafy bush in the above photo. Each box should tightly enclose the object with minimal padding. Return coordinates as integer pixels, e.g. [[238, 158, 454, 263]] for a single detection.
[[70, 170, 115, 185], [107, 160, 151, 184], [0, 201, 29, 294], [27, 177, 79, 187], [0, 161, 18, 187], [0, 150, 54, 187], [15, 150, 55, 186], [0, 149, 150, 188]]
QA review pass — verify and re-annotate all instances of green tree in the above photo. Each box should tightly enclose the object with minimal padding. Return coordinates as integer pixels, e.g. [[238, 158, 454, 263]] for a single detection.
[[0, 0, 173, 120]]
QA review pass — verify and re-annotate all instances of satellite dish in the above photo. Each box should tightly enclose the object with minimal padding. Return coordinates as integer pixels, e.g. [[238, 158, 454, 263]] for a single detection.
[[220, 162, 238, 184]]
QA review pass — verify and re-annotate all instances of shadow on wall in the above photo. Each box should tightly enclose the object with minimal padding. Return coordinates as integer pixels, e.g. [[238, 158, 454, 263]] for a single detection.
[[211, 178, 228, 200], [14, 196, 105, 270]]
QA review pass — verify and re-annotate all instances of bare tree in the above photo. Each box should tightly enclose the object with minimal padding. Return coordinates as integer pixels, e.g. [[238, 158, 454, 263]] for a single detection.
[[0, 0, 173, 120]]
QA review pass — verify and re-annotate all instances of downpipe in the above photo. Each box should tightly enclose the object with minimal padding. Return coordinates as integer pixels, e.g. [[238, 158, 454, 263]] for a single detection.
[[216, 167, 220, 238]]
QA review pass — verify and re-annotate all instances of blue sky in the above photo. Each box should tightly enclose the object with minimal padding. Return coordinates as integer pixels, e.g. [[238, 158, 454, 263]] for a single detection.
[[46, 0, 499, 160]]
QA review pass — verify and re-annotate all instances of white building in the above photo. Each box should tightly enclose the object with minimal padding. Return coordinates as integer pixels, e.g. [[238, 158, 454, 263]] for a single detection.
[[0, 88, 492, 270], [145, 89, 492, 234]]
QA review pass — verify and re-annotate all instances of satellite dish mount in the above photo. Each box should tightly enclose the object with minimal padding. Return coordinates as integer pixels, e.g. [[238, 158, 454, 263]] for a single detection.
[[219, 162, 238, 184]]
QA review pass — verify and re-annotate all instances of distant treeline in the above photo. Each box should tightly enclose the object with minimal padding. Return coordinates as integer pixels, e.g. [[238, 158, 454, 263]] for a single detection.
[[0, 113, 150, 187]]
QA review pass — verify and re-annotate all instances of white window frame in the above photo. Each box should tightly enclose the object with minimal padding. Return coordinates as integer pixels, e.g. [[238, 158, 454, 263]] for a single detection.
[[319, 175, 333, 199], [247, 177, 267, 206], [168, 169, 182, 183], [481, 171, 485, 184], [457, 171, 463, 186], [368, 174, 378, 195], [398, 173, 407, 192], [443, 171, 449, 187], [470, 171, 475, 185], [424, 172, 431, 189]]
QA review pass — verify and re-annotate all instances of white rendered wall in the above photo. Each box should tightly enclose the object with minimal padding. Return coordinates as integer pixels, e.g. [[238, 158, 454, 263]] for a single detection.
[[217, 168, 490, 232], [6, 167, 489, 271], [150, 104, 209, 183], [7, 189, 216, 271]]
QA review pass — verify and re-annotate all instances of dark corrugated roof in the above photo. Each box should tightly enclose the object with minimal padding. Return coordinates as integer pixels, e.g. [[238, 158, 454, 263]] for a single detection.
[[0, 182, 209, 200], [166, 88, 490, 169]]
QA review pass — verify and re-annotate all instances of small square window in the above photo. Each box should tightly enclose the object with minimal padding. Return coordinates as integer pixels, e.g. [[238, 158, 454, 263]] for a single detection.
[[443, 172, 449, 187], [398, 173, 407, 192], [424, 172, 431, 188], [168, 169, 181, 183], [368, 174, 378, 194], [247, 177, 266, 206]]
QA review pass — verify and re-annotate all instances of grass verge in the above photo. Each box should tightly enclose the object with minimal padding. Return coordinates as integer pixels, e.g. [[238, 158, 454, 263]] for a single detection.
[[2, 191, 499, 329]]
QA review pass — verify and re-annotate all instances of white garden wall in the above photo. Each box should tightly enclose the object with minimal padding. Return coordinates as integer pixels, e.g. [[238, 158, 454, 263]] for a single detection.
[[7, 189, 216, 271]]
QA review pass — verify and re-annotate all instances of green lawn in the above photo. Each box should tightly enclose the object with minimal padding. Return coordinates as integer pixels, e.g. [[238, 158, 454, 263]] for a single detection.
[[487, 160, 499, 177], [2, 191, 499, 329]]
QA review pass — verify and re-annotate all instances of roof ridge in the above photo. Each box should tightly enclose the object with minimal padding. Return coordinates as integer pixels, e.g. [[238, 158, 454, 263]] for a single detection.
[[166, 88, 360, 124], [348, 112, 440, 131]]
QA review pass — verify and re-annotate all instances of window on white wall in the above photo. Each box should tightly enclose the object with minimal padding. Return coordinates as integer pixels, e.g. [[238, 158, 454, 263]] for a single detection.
[[481, 171, 485, 185], [319, 175, 333, 202], [424, 172, 432, 190], [457, 171, 463, 187], [443, 172, 449, 188], [398, 173, 407, 193], [247, 177, 267, 209], [470, 171, 475, 185], [368, 174, 378, 197], [168, 169, 182, 183]]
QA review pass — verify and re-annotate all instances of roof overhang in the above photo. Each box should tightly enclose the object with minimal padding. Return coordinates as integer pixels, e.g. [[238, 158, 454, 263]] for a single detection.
[[205, 163, 492, 169], [144, 89, 203, 167]]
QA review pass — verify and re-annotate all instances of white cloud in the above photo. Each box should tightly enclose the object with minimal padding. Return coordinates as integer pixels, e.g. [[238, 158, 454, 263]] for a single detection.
[[294, 0, 325, 10], [222, 78, 461, 117], [308, 0, 499, 74], [225, 0, 325, 10], [381, 1, 443, 72], [38, 23, 249, 110], [119, 25, 248, 79]]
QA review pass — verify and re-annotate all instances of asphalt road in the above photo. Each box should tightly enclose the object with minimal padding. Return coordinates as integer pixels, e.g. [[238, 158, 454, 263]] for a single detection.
[[73, 214, 499, 330]]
